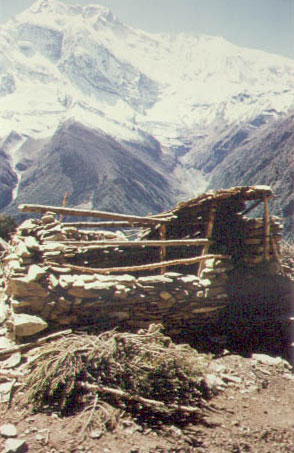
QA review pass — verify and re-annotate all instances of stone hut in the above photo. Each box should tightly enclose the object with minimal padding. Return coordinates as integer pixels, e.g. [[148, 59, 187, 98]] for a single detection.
[[0, 185, 287, 340]]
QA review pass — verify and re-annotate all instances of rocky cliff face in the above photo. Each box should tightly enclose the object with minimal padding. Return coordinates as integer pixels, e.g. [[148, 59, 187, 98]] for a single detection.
[[207, 113, 294, 238], [4, 120, 180, 218]]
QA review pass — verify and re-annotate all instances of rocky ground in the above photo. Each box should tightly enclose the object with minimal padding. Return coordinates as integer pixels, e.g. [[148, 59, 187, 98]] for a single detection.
[[1, 344, 294, 453]]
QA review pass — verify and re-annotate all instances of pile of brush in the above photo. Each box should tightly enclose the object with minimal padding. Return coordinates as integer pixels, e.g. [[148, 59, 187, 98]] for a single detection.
[[22, 324, 212, 432]]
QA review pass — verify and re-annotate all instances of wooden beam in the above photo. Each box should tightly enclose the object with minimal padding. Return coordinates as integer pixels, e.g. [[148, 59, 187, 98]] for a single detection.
[[46, 254, 230, 274], [18, 204, 174, 225], [62, 222, 146, 228], [159, 224, 167, 274], [263, 197, 271, 261], [198, 204, 216, 276], [47, 239, 213, 248]]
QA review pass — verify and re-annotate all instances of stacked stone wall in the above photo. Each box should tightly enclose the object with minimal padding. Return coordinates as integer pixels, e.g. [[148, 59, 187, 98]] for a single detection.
[[0, 214, 233, 337]]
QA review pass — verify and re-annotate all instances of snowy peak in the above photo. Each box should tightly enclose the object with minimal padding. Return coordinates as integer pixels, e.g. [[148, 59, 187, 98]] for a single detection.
[[18, 0, 119, 28], [1, 0, 294, 149]]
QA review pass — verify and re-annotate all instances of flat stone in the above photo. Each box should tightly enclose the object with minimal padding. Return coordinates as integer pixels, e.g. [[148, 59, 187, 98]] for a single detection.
[[199, 278, 211, 288], [43, 233, 67, 241], [18, 219, 39, 231], [163, 272, 182, 278], [16, 242, 31, 258], [160, 291, 173, 300], [1, 352, 21, 369], [204, 374, 226, 393], [27, 265, 47, 282], [5, 438, 27, 453], [23, 236, 39, 250], [41, 213, 57, 224], [13, 314, 48, 337], [0, 337, 14, 349], [1, 424, 17, 438], [252, 354, 285, 367], [221, 373, 242, 385], [137, 275, 173, 285], [46, 274, 58, 290], [40, 243, 66, 252], [8, 278, 48, 298], [0, 297, 9, 324], [59, 275, 77, 289], [179, 275, 199, 283]]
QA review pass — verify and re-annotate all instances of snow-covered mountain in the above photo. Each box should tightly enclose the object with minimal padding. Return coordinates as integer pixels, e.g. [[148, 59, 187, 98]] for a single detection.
[[1, 0, 294, 219]]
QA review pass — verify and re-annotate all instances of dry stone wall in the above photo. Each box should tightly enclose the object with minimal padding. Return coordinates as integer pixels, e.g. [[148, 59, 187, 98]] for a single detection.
[[0, 213, 233, 338]]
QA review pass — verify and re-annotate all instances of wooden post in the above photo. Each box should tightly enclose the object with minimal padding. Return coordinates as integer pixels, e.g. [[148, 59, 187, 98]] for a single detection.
[[263, 197, 271, 261], [197, 203, 216, 277], [159, 224, 167, 274], [59, 192, 69, 223]]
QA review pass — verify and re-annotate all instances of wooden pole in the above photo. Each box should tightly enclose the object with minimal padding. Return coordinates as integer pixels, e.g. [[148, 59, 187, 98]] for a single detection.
[[263, 197, 271, 261], [18, 204, 174, 225], [47, 239, 213, 248], [59, 191, 69, 223], [198, 204, 216, 276], [46, 254, 230, 275], [62, 221, 147, 228], [159, 224, 167, 274]]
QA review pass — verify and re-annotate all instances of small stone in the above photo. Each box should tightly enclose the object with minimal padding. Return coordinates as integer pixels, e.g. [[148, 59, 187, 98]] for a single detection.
[[35, 434, 44, 441], [0, 424, 18, 438], [89, 429, 102, 439], [13, 313, 48, 337], [221, 373, 242, 385], [4, 438, 27, 453], [204, 374, 226, 393], [160, 291, 173, 300]]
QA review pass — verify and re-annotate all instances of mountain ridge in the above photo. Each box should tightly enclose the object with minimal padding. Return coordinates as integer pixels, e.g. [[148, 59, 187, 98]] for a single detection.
[[0, 0, 294, 236]]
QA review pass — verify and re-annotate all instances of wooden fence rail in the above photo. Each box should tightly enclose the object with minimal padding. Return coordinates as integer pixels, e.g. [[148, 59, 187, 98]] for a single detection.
[[51, 239, 213, 248], [18, 204, 174, 225], [46, 254, 231, 275]]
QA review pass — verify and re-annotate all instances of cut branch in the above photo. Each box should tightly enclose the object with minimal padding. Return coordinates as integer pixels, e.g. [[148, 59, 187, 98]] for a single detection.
[[81, 382, 205, 415]]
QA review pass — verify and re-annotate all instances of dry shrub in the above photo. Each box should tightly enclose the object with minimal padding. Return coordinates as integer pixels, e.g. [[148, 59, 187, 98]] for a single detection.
[[23, 324, 212, 429]]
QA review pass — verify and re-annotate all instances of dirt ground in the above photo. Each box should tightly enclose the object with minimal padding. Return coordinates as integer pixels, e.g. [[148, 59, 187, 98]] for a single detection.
[[1, 347, 294, 453]]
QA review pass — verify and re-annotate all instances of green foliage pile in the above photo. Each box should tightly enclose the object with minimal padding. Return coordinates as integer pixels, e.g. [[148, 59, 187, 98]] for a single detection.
[[24, 324, 212, 427]]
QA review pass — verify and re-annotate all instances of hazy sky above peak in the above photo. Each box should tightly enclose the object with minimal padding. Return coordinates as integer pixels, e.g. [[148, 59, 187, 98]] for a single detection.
[[0, 0, 294, 59]]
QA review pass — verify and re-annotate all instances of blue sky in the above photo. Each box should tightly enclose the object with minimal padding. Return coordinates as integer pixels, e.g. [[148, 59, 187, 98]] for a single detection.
[[1, 0, 294, 59]]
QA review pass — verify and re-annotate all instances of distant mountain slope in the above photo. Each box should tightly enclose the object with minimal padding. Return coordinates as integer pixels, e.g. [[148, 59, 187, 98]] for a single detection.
[[208, 113, 294, 238], [1, 0, 294, 231], [4, 120, 180, 218]]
